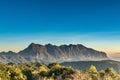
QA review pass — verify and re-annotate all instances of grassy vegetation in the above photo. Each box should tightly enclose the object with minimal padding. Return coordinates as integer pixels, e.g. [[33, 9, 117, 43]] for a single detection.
[[0, 62, 120, 80]]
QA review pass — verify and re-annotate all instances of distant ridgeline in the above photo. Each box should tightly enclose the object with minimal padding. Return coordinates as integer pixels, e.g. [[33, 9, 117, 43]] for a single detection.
[[0, 43, 108, 63]]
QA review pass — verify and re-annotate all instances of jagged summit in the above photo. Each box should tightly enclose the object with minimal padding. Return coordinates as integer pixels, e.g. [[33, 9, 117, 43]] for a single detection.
[[0, 43, 108, 63], [19, 43, 108, 62]]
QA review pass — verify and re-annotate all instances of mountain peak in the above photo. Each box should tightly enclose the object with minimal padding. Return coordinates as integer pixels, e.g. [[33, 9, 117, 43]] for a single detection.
[[18, 43, 108, 62], [29, 43, 36, 46], [0, 43, 109, 63], [46, 43, 53, 46], [7, 51, 16, 53], [28, 43, 40, 49]]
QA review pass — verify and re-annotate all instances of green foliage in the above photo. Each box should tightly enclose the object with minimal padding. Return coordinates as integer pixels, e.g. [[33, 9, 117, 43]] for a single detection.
[[22, 70, 33, 80], [105, 67, 116, 74], [0, 63, 120, 80], [88, 65, 97, 73]]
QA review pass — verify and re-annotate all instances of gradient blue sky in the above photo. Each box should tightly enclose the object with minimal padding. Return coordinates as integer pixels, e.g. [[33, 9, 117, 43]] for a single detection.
[[0, 0, 120, 54]]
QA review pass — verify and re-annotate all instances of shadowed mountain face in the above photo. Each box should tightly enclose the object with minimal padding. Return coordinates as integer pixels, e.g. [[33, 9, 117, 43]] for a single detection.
[[0, 43, 108, 63], [19, 43, 108, 62]]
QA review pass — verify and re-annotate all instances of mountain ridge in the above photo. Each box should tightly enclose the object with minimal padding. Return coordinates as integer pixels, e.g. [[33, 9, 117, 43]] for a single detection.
[[0, 43, 108, 63]]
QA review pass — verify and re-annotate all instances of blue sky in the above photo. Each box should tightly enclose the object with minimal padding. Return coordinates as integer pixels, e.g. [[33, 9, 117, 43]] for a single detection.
[[0, 0, 120, 54]]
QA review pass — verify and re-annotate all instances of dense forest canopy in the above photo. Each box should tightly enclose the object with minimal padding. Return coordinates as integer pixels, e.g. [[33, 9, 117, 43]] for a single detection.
[[0, 62, 120, 80]]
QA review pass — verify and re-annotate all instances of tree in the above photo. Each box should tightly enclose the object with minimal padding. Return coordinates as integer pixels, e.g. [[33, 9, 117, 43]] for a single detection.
[[105, 67, 116, 75], [88, 65, 98, 79], [88, 65, 97, 74]]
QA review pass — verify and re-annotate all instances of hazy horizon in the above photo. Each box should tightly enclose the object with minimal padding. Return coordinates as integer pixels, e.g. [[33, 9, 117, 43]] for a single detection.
[[0, 33, 119, 54], [0, 0, 120, 58]]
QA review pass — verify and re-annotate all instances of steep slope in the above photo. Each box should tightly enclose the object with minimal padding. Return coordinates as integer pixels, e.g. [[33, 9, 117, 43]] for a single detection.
[[19, 43, 108, 62], [19, 43, 54, 62], [0, 43, 108, 63]]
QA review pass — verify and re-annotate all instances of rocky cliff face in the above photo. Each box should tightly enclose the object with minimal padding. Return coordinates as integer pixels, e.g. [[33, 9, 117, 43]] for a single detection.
[[19, 43, 108, 62], [0, 43, 108, 63]]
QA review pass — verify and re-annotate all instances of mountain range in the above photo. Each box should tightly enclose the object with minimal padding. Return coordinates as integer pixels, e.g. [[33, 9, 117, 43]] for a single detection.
[[1, 43, 120, 74], [0, 43, 108, 63]]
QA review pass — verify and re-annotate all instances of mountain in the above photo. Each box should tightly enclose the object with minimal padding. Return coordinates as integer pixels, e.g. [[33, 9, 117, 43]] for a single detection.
[[0, 43, 108, 63], [19, 43, 108, 62], [61, 60, 120, 73], [0, 51, 26, 63]]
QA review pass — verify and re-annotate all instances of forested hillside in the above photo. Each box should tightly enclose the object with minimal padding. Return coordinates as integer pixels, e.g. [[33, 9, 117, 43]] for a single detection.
[[61, 60, 120, 74], [0, 62, 120, 80]]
